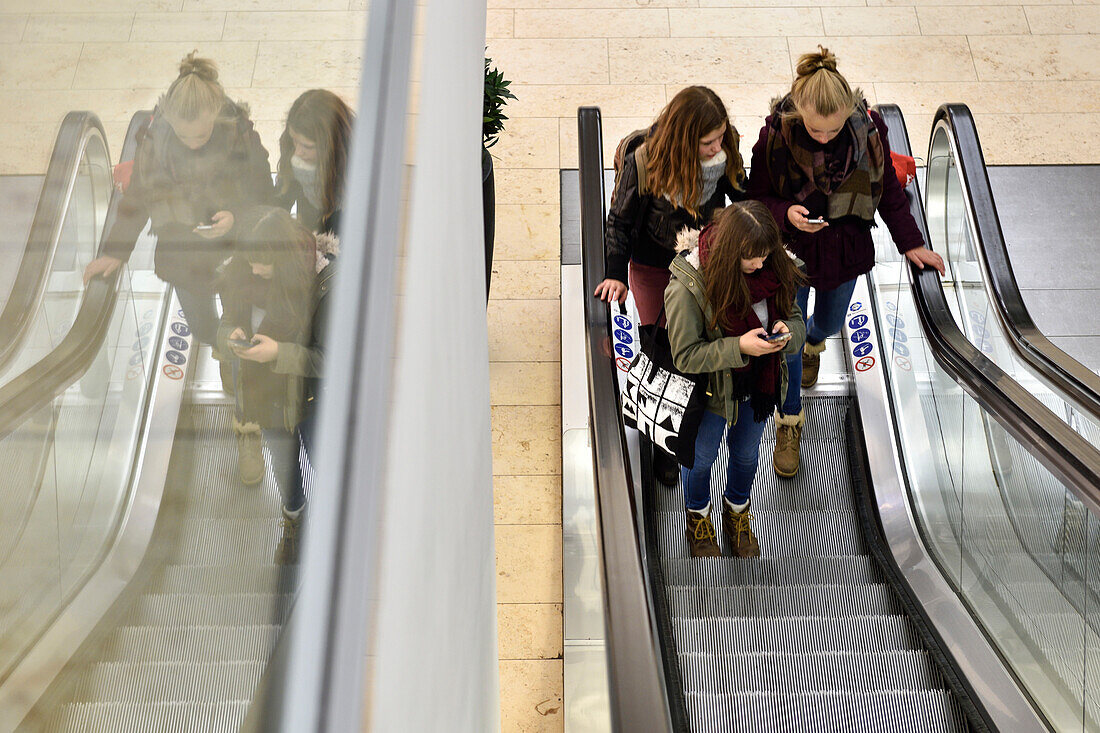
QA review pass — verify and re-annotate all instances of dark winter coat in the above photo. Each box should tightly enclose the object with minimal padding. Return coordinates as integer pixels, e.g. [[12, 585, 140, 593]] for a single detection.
[[275, 178, 342, 236]]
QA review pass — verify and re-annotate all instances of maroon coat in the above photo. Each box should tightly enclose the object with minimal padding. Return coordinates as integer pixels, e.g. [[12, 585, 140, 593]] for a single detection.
[[747, 110, 924, 292]]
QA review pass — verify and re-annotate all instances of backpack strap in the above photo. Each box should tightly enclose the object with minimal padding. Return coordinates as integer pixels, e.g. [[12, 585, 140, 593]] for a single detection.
[[634, 143, 649, 196]]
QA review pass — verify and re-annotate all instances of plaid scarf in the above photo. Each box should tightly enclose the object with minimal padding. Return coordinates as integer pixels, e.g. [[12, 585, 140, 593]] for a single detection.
[[764, 95, 884, 222]]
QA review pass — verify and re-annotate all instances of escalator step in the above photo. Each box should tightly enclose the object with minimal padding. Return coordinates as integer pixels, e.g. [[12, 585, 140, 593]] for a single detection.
[[69, 661, 263, 703], [666, 583, 901, 619], [175, 519, 284, 565], [657, 509, 866, 559], [52, 700, 248, 732], [684, 689, 968, 733], [679, 649, 942, 693], [662, 555, 882, 587], [673, 614, 920, 655], [129, 593, 291, 626], [99, 625, 281, 663], [151, 564, 288, 594]]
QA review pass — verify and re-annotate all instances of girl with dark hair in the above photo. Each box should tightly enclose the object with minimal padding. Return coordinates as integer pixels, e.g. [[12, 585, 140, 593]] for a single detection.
[[665, 202, 806, 558], [219, 207, 336, 563], [275, 89, 355, 235], [748, 46, 944, 480]]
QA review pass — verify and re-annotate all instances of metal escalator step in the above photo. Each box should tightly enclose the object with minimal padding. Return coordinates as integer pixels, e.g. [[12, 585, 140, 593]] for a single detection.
[[151, 564, 288, 594], [684, 689, 968, 733], [679, 649, 942, 694], [175, 519, 284, 565], [666, 583, 901, 619], [129, 593, 291, 626], [52, 700, 248, 732], [657, 509, 866, 559], [662, 555, 882, 587], [69, 661, 263, 703], [99, 625, 281, 663], [673, 614, 920, 655]]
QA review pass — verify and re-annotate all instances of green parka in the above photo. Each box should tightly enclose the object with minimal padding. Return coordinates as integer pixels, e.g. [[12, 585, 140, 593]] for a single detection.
[[664, 246, 806, 425]]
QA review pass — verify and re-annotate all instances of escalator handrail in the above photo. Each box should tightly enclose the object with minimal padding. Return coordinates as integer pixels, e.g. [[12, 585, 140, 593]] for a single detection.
[[931, 103, 1100, 424], [0, 111, 151, 443], [578, 106, 675, 733], [878, 103, 1100, 519], [0, 112, 111, 375]]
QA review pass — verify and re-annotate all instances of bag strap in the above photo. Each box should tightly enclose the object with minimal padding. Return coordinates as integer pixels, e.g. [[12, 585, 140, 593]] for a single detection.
[[634, 144, 649, 196]]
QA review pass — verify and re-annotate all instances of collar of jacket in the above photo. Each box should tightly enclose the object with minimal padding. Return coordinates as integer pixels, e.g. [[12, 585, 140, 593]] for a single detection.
[[668, 238, 723, 342]]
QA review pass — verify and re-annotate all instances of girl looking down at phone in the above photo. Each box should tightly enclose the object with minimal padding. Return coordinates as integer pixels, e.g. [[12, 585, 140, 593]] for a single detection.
[[747, 46, 944, 480], [664, 202, 806, 558]]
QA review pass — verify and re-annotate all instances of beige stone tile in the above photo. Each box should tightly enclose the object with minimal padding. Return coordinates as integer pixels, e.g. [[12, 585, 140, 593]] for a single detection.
[[495, 524, 562, 603], [609, 38, 791, 85], [970, 35, 1100, 80], [487, 39, 609, 85], [515, 8, 669, 38], [492, 117, 560, 169], [1025, 5, 1100, 33], [499, 659, 564, 733], [669, 8, 824, 36], [487, 9, 514, 39], [494, 474, 562, 524], [227, 85, 359, 120], [821, 7, 920, 36], [72, 42, 258, 90], [495, 168, 559, 205], [0, 43, 81, 90], [902, 112, 933, 163], [705, 83, 800, 118], [0, 89, 160, 122], [348, 0, 367, 10], [131, 12, 227, 42], [222, 11, 367, 41], [973, 112, 1100, 164], [489, 299, 561, 361], [0, 122, 57, 174], [490, 362, 562, 407], [184, 0, 347, 10], [787, 36, 977, 82], [558, 115, 652, 169], [700, 0, 863, 6], [498, 604, 563, 660], [874, 80, 1100, 114], [870, 0, 1063, 5], [490, 261, 561, 300], [0, 16, 27, 42], [253, 41, 362, 87], [506, 83, 666, 120], [3, 0, 174, 10], [916, 6, 1029, 34], [494, 204, 560, 262], [491, 0, 691, 6], [251, 119, 283, 159], [23, 13, 132, 42], [491, 405, 562, 476]]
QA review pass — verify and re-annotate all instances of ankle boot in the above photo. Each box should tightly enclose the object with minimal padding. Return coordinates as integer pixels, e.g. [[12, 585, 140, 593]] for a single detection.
[[233, 417, 265, 486], [685, 508, 721, 558], [653, 449, 681, 486], [274, 505, 303, 564], [722, 500, 760, 558], [773, 409, 805, 478], [801, 340, 827, 388]]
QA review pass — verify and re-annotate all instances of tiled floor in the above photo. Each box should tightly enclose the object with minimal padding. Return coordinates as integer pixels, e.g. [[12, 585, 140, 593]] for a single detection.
[[1, 1, 1099, 731]]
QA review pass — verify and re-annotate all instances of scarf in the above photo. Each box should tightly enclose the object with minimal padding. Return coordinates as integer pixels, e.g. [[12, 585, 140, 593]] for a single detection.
[[698, 149, 727, 208], [292, 155, 324, 210], [697, 226, 784, 422], [764, 95, 884, 223]]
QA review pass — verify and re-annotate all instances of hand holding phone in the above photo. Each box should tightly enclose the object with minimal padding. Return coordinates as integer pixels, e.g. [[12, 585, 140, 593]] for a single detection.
[[229, 337, 255, 350], [761, 331, 791, 343], [804, 215, 825, 225], [194, 223, 216, 231]]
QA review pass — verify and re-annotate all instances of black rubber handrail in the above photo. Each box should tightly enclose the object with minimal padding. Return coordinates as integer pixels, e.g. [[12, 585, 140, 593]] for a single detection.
[[0, 111, 151, 443], [931, 104, 1100, 424], [878, 103, 1100, 518], [0, 112, 110, 375], [578, 106, 675, 733]]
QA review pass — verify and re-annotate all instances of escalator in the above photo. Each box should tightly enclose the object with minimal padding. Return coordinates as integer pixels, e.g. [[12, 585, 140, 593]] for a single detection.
[[577, 104, 1100, 731]]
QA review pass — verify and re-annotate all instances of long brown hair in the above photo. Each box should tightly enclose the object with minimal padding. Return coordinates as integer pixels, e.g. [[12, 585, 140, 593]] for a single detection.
[[645, 86, 743, 218], [276, 89, 355, 226], [235, 207, 317, 336], [702, 202, 805, 332]]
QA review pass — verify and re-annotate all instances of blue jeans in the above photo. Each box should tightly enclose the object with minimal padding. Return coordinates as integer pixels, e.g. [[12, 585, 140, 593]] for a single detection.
[[681, 408, 768, 512], [262, 412, 314, 513], [782, 278, 858, 415]]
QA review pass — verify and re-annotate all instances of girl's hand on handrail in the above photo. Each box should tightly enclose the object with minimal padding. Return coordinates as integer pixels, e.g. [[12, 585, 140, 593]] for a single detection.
[[594, 278, 628, 304]]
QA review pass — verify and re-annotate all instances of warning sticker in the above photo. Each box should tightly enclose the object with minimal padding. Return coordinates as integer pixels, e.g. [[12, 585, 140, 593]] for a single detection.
[[855, 355, 876, 372]]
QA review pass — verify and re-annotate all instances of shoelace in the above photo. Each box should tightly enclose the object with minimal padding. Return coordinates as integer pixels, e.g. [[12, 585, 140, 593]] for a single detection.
[[776, 424, 802, 450], [732, 512, 754, 538], [691, 515, 717, 541]]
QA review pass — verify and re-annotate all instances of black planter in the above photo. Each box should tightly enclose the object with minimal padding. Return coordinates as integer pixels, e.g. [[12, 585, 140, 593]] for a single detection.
[[482, 146, 495, 300]]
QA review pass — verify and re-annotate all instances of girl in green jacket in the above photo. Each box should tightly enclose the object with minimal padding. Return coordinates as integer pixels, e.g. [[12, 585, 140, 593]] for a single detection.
[[665, 202, 806, 558]]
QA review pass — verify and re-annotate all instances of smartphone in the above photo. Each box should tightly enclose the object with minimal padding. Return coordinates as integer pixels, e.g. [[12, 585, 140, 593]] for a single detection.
[[195, 224, 216, 231], [761, 331, 791, 343], [805, 216, 825, 224], [229, 337, 255, 349]]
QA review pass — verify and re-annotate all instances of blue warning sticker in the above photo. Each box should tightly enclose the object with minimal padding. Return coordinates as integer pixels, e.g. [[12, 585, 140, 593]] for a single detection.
[[888, 328, 908, 344], [850, 328, 871, 344], [139, 322, 153, 336], [613, 315, 632, 330], [848, 314, 868, 329], [885, 301, 897, 311], [171, 322, 191, 337], [969, 310, 985, 324], [131, 337, 149, 351], [853, 342, 873, 358], [168, 336, 189, 351], [885, 314, 905, 329], [129, 352, 143, 366], [613, 329, 633, 344], [614, 343, 634, 360], [849, 301, 863, 312], [894, 343, 910, 358], [165, 350, 186, 366]]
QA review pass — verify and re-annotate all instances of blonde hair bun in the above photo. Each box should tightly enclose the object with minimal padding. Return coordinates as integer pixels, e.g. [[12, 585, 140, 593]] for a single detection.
[[795, 46, 839, 79], [789, 45, 857, 119], [178, 51, 219, 82]]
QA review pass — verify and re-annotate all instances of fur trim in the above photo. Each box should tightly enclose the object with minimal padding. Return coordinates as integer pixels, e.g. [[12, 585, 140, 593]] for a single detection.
[[314, 231, 340, 273], [773, 408, 805, 427], [676, 226, 701, 269], [803, 340, 827, 356], [233, 417, 261, 434]]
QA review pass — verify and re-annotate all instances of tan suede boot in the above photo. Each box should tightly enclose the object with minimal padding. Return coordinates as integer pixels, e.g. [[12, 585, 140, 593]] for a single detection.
[[773, 409, 806, 479], [722, 499, 761, 558], [685, 508, 721, 558], [801, 340, 827, 388], [233, 417, 265, 486]]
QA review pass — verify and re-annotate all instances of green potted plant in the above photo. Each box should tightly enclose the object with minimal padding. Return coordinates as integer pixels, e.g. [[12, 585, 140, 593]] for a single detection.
[[483, 55, 515, 299]]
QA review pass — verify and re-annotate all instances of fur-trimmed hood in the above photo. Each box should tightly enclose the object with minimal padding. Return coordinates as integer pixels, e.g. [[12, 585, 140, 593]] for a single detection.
[[675, 226, 702, 270]]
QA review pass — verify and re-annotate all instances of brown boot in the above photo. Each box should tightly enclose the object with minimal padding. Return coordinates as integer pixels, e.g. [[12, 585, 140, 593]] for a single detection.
[[274, 506, 302, 564], [233, 417, 265, 486], [722, 500, 760, 558], [773, 409, 805, 478], [801, 340, 827, 388], [685, 508, 721, 558]]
